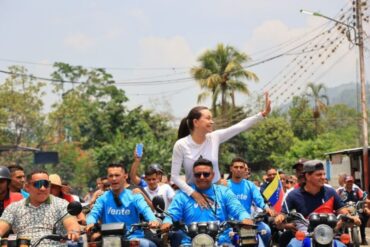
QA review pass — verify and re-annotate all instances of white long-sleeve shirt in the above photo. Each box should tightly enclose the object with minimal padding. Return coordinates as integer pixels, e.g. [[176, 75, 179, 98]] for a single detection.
[[171, 112, 264, 196]]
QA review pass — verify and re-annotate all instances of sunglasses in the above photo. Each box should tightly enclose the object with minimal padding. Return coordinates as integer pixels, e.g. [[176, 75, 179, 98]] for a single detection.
[[31, 180, 50, 189], [194, 172, 211, 178], [286, 180, 294, 184]]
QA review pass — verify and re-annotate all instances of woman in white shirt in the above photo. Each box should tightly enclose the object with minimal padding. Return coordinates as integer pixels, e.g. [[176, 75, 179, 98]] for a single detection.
[[171, 93, 271, 208]]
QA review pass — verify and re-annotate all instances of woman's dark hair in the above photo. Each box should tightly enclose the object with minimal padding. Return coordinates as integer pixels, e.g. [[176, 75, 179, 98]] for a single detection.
[[177, 106, 208, 139]]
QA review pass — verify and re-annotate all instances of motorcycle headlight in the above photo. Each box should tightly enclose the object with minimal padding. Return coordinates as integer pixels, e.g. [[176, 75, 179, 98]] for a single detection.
[[313, 224, 334, 245], [192, 233, 214, 247], [102, 236, 122, 247]]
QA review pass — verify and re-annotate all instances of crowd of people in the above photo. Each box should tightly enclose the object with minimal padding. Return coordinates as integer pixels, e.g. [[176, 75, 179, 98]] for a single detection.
[[0, 94, 369, 247]]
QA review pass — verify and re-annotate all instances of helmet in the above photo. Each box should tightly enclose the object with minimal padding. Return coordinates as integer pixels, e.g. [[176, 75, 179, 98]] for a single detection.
[[0, 166, 11, 180], [149, 163, 164, 174]]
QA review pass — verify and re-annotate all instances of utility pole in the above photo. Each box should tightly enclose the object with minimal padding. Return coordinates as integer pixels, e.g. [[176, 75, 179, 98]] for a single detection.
[[355, 0, 368, 191], [301, 0, 368, 190]]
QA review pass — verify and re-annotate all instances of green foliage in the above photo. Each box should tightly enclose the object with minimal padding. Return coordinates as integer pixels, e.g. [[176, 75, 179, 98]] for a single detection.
[[191, 43, 258, 116], [288, 96, 316, 140], [44, 142, 96, 193], [49, 63, 176, 181], [1, 61, 366, 192], [219, 116, 295, 169], [93, 107, 176, 176], [0, 66, 46, 146]]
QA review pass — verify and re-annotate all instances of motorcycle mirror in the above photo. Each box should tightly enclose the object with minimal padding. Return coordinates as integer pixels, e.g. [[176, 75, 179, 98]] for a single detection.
[[152, 195, 165, 213], [52, 201, 82, 234], [67, 201, 82, 216]]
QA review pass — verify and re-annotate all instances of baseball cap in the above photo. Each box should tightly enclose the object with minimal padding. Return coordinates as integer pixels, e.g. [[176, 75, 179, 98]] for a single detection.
[[303, 160, 324, 173], [345, 175, 354, 182], [293, 158, 308, 169]]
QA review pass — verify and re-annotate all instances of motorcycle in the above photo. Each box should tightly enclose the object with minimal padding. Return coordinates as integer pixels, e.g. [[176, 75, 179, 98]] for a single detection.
[[289, 211, 353, 247], [341, 191, 368, 247], [88, 222, 160, 247], [180, 220, 230, 247], [228, 220, 261, 247], [253, 210, 277, 247], [0, 201, 84, 247]]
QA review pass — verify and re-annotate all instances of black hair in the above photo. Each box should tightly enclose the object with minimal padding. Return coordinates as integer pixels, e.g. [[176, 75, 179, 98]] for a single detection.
[[26, 169, 49, 182], [230, 157, 248, 166], [265, 166, 277, 173], [107, 162, 127, 173], [177, 106, 208, 139], [193, 157, 213, 169], [145, 168, 157, 177], [7, 165, 24, 174]]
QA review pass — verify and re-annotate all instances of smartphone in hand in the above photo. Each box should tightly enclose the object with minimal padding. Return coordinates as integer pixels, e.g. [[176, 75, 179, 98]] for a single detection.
[[136, 143, 143, 158]]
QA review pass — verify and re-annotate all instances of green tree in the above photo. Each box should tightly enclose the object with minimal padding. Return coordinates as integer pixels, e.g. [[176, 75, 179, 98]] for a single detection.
[[191, 43, 258, 116], [0, 66, 48, 168], [305, 82, 329, 135], [221, 116, 295, 169], [288, 96, 316, 140], [49, 62, 128, 148], [0, 66, 46, 146], [49, 63, 176, 182]]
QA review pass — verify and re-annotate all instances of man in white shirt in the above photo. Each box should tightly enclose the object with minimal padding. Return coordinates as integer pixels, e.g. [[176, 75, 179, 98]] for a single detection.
[[144, 168, 175, 211]]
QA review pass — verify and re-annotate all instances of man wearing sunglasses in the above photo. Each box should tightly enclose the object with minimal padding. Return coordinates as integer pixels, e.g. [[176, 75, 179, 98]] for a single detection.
[[0, 170, 80, 246], [227, 157, 273, 247], [161, 157, 257, 246], [86, 163, 160, 247]]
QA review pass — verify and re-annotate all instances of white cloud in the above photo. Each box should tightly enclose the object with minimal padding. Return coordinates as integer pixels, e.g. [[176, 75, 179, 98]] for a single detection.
[[104, 28, 123, 40], [64, 33, 96, 51], [138, 36, 196, 67]]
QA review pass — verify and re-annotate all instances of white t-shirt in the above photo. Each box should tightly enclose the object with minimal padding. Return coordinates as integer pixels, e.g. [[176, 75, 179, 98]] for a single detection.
[[171, 113, 264, 196], [144, 183, 176, 210]]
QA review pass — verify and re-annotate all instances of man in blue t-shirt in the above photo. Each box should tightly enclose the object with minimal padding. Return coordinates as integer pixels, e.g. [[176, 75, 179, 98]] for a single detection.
[[275, 160, 361, 247], [86, 163, 160, 247], [227, 157, 273, 247], [160, 157, 262, 246]]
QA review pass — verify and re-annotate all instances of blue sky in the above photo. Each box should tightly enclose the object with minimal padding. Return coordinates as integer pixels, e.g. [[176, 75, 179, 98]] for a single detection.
[[0, 0, 368, 119]]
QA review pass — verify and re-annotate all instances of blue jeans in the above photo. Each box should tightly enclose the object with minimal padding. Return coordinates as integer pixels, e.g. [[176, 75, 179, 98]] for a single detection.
[[287, 238, 347, 247], [256, 221, 271, 247]]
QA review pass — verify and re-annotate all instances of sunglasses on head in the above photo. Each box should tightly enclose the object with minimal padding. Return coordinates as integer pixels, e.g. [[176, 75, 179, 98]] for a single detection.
[[194, 172, 211, 178], [32, 180, 50, 189]]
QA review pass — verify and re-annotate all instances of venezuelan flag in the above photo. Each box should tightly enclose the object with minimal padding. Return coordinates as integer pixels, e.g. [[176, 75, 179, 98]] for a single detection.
[[262, 173, 285, 213]]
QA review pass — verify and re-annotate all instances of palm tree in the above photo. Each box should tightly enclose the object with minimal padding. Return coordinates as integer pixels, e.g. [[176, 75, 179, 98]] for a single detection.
[[305, 82, 329, 134], [191, 43, 258, 117]]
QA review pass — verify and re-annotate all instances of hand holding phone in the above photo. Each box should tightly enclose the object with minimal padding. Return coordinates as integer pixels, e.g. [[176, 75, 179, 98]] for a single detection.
[[136, 143, 143, 158]]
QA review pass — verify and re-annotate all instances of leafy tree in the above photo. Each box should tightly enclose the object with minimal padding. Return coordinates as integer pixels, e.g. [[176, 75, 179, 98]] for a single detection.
[[0, 66, 46, 146], [0, 66, 48, 167], [49, 63, 176, 181], [288, 96, 316, 140], [93, 107, 176, 176], [305, 82, 329, 135], [191, 43, 258, 116], [49, 62, 128, 148], [220, 116, 295, 169]]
